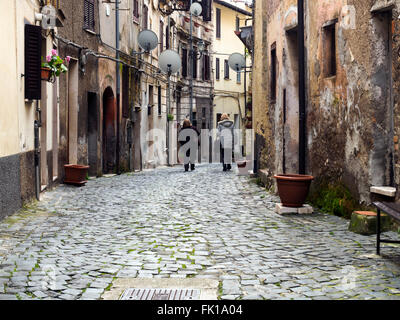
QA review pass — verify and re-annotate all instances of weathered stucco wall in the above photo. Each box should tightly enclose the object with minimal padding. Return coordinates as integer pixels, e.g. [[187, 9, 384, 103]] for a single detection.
[[254, 0, 400, 203]]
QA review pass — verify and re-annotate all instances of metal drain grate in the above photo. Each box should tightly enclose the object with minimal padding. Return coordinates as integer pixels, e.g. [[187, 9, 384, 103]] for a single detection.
[[119, 288, 201, 300]]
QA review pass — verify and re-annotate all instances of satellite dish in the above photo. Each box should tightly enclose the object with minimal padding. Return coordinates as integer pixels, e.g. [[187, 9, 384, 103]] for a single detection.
[[228, 53, 246, 72], [190, 2, 202, 17], [159, 50, 181, 75], [138, 30, 158, 52], [41, 5, 57, 30]]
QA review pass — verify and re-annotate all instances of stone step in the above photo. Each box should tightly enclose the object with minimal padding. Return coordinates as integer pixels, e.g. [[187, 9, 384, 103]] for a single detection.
[[370, 186, 396, 197]]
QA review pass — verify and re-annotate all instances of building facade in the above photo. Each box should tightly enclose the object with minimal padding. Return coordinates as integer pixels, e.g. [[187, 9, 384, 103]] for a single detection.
[[212, 0, 252, 131], [253, 0, 400, 204], [0, 0, 62, 220]]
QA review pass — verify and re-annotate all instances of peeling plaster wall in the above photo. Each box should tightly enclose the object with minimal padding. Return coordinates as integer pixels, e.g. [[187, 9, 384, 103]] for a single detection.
[[254, 0, 400, 203]]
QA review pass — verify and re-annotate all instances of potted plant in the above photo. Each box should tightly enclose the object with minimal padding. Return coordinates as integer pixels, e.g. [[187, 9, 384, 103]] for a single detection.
[[42, 49, 70, 82], [167, 113, 174, 121], [274, 174, 314, 207], [64, 164, 90, 186]]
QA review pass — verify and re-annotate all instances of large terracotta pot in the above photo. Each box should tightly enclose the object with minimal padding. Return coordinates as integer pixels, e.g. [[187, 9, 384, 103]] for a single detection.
[[274, 174, 314, 207], [64, 164, 89, 186]]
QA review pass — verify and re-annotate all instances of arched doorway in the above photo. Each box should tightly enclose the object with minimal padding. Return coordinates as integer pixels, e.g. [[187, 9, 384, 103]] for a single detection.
[[102, 87, 116, 174]]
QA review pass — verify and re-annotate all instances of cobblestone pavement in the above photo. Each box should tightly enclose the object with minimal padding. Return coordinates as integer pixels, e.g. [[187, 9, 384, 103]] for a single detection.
[[0, 164, 400, 300]]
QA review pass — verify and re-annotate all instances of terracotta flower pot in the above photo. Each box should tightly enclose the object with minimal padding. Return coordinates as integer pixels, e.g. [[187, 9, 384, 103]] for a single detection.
[[274, 174, 314, 207], [41, 67, 52, 81], [64, 164, 90, 186]]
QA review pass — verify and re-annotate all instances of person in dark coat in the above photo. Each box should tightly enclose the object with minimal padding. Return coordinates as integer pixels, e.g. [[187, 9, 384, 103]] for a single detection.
[[179, 119, 200, 172], [217, 113, 235, 171]]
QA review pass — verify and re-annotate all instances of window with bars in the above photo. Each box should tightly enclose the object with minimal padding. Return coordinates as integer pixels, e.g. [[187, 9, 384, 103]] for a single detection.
[[84, 0, 95, 31]]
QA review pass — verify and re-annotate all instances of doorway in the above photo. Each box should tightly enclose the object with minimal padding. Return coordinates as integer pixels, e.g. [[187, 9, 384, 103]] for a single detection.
[[87, 92, 98, 176], [102, 87, 116, 174]]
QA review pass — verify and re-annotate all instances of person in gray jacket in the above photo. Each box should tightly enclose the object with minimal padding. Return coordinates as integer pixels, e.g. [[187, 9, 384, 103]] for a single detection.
[[217, 113, 235, 171]]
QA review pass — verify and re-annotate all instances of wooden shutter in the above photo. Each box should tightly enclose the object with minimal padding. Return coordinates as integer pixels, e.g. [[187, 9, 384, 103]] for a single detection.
[[205, 55, 210, 81], [25, 24, 42, 100], [224, 59, 229, 79], [159, 21, 164, 53], [133, 0, 139, 19], [202, 0, 212, 22], [84, 0, 95, 30], [216, 58, 220, 80], [216, 8, 221, 38], [122, 66, 129, 118], [193, 50, 197, 79], [166, 26, 169, 49], [143, 5, 148, 29], [182, 48, 188, 78]]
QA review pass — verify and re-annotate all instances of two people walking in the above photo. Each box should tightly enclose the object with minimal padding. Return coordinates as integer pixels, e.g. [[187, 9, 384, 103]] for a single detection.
[[178, 113, 235, 172]]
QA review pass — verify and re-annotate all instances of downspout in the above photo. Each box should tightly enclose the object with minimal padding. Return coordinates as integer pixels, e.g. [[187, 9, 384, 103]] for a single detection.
[[115, 0, 121, 175], [298, 0, 306, 174]]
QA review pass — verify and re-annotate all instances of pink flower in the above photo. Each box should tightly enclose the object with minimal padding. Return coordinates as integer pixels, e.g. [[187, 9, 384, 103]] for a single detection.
[[46, 55, 52, 62], [65, 56, 71, 63], [51, 49, 57, 56]]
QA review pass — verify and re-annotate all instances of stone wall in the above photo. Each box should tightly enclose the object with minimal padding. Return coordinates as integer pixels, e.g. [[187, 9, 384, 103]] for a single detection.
[[253, 0, 400, 204]]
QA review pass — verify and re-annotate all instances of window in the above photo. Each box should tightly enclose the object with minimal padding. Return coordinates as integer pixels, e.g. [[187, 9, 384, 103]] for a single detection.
[[84, 0, 95, 31], [159, 21, 164, 53], [193, 50, 198, 79], [201, 0, 212, 22], [202, 54, 210, 81], [270, 43, 277, 102], [216, 58, 220, 80], [158, 86, 162, 116], [122, 66, 129, 118], [236, 16, 240, 32], [237, 71, 241, 84], [323, 22, 337, 77], [182, 48, 188, 78], [216, 8, 221, 38], [133, 0, 139, 21], [166, 25, 170, 50], [224, 59, 229, 79], [142, 5, 148, 29]]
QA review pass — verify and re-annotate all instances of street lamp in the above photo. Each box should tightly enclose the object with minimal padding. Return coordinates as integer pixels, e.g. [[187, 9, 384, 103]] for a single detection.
[[159, 49, 182, 166], [189, 1, 202, 123]]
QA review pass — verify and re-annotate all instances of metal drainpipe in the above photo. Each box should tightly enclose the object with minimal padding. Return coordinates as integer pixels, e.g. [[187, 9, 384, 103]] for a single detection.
[[115, 0, 121, 175], [298, 0, 306, 175], [34, 101, 41, 201], [189, 0, 194, 123]]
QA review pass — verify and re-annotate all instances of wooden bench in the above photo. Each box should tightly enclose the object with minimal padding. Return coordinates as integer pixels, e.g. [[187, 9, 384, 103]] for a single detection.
[[373, 201, 400, 255]]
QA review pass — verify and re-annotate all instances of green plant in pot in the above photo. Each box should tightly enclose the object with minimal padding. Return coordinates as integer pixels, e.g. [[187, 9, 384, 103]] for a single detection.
[[41, 49, 70, 82], [167, 114, 174, 121]]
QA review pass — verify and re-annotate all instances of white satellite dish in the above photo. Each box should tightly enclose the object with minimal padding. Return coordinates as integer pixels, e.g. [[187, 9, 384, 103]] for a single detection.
[[41, 5, 57, 30]]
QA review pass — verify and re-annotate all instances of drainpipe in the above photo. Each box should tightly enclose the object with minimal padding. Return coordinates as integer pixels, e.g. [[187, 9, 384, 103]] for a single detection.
[[298, 0, 306, 175], [34, 101, 42, 201], [115, 0, 121, 175]]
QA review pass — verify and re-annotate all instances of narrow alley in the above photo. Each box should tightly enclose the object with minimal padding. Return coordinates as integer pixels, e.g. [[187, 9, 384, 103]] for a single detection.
[[0, 164, 399, 300]]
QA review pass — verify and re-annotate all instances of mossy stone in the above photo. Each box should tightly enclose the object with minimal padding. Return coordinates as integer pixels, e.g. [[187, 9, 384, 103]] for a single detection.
[[349, 211, 391, 235]]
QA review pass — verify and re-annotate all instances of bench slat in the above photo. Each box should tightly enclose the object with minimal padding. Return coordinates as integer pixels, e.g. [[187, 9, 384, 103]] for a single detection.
[[373, 201, 400, 221]]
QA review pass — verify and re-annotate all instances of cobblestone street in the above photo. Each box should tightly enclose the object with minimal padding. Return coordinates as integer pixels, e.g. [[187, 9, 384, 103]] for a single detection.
[[0, 164, 400, 300]]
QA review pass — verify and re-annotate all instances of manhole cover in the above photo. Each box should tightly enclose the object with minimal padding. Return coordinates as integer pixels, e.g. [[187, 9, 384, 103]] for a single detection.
[[119, 288, 201, 300]]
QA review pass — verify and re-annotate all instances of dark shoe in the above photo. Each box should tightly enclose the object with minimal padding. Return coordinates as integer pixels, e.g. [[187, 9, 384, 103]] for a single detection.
[[190, 164, 195, 171], [227, 164, 232, 171], [184, 164, 189, 172], [223, 164, 227, 171]]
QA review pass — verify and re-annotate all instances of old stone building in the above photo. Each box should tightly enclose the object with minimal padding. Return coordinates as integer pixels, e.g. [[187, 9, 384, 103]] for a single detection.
[[0, 0, 63, 219], [253, 0, 400, 204]]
